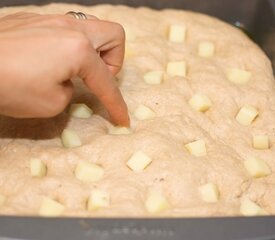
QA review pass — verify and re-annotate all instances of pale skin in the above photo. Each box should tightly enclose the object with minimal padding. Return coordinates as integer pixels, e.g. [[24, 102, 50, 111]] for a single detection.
[[0, 12, 130, 126]]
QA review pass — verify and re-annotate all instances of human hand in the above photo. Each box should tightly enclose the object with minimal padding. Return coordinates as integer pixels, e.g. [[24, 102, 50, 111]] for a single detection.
[[0, 12, 129, 126]]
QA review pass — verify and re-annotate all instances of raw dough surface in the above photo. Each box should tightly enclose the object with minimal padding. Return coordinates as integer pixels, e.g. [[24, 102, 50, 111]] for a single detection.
[[0, 3, 274, 217]]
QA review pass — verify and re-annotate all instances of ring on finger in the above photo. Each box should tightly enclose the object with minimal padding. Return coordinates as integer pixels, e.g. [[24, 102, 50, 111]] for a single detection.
[[66, 11, 87, 20]]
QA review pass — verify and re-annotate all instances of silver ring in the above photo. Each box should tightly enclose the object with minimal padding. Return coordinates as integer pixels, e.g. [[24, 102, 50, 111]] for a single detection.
[[66, 11, 87, 20]]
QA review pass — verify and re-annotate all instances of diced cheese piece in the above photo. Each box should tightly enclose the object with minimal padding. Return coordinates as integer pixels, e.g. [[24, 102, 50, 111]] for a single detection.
[[143, 71, 163, 85], [244, 157, 271, 178], [198, 183, 219, 203], [61, 129, 82, 148], [109, 126, 132, 135], [30, 158, 47, 177], [166, 61, 186, 77], [188, 94, 212, 112], [198, 41, 215, 57], [235, 106, 258, 126], [134, 104, 156, 120], [0, 194, 6, 207], [124, 28, 136, 42], [253, 135, 269, 150], [227, 68, 251, 85], [69, 103, 93, 118], [38, 197, 65, 217], [168, 24, 186, 43], [75, 161, 104, 182], [126, 151, 152, 172], [240, 198, 268, 216], [87, 190, 110, 211], [145, 192, 169, 214], [185, 139, 207, 157]]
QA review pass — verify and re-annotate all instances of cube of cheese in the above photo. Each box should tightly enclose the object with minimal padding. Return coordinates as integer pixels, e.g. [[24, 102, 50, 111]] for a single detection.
[[185, 139, 207, 157], [253, 135, 269, 150], [198, 41, 215, 57], [30, 158, 47, 177], [0, 194, 6, 207], [235, 106, 258, 126], [126, 151, 152, 172], [240, 198, 268, 216], [168, 24, 186, 43], [166, 61, 186, 77], [61, 129, 82, 148], [87, 190, 110, 211], [145, 192, 169, 214], [38, 197, 65, 217], [69, 103, 93, 118], [75, 161, 104, 182], [227, 68, 251, 85], [198, 183, 219, 203], [143, 71, 163, 85], [109, 126, 132, 135], [188, 94, 212, 112], [244, 157, 271, 178], [134, 104, 156, 120]]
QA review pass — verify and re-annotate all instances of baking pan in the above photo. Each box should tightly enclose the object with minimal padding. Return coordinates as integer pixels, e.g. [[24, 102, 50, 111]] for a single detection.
[[0, 1, 274, 240]]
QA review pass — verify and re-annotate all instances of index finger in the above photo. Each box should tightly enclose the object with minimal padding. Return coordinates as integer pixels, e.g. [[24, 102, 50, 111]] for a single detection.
[[79, 45, 130, 127]]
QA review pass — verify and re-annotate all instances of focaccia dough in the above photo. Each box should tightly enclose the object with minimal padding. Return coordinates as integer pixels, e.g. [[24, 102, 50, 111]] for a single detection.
[[0, 3, 274, 217]]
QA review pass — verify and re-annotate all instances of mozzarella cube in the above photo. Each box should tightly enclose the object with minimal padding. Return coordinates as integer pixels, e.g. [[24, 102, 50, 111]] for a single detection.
[[126, 151, 152, 172], [87, 190, 110, 211], [61, 129, 82, 148], [134, 104, 156, 120], [166, 61, 186, 77], [244, 157, 271, 178], [253, 135, 269, 150], [235, 106, 258, 126], [185, 139, 207, 157], [69, 103, 93, 119], [30, 158, 47, 177], [75, 161, 104, 182], [188, 94, 212, 112], [227, 68, 251, 85], [38, 197, 65, 217], [145, 192, 169, 214], [109, 126, 132, 135], [0, 194, 6, 207], [168, 24, 186, 43], [240, 198, 268, 216], [143, 71, 163, 85], [198, 183, 219, 203], [198, 41, 215, 57]]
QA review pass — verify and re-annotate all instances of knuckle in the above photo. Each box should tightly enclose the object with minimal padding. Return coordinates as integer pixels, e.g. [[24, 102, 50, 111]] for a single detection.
[[4, 12, 32, 19], [70, 32, 90, 51], [59, 31, 92, 76], [44, 105, 61, 118], [75, 33, 91, 52], [58, 90, 72, 109], [69, 32, 91, 61], [49, 16, 72, 28], [112, 22, 125, 40], [47, 90, 72, 117]]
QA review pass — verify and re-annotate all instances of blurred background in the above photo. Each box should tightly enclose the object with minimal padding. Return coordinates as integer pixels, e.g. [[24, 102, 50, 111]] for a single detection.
[[0, 0, 274, 69]]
